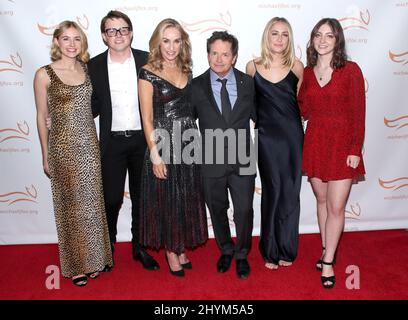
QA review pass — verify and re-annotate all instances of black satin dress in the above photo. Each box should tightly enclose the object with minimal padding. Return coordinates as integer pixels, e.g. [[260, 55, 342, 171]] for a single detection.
[[254, 69, 303, 264], [138, 68, 208, 254]]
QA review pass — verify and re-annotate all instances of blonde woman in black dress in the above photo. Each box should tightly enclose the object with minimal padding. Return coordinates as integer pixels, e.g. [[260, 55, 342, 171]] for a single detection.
[[138, 19, 208, 277], [246, 17, 304, 270]]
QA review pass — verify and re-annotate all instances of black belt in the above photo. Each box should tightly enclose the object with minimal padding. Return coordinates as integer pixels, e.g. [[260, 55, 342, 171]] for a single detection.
[[111, 130, 141, 137]]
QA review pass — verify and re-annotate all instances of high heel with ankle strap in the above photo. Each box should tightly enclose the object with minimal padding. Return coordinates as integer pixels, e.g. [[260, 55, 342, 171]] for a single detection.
[[316, 247, 336, 271], [321, 260, 335, 289]]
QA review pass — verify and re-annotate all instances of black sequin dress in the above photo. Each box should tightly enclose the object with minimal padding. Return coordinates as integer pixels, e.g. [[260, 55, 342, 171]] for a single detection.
[[139, 68, 208, 254]]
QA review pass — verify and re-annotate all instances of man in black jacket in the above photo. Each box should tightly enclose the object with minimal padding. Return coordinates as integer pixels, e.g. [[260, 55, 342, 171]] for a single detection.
[[88, 10, 159, 271], [191, 31, 257, 279]]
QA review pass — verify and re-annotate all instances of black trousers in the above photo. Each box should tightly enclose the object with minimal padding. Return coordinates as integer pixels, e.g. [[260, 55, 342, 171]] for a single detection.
[[203, 172, 255, 259], [101, 131, 147, 248]]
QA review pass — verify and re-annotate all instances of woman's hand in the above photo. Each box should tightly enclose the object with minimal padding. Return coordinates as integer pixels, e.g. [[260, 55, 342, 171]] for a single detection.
[[151, 152, 167, 179], [346, 155, 360, 169], [43, 158, 50, 178]]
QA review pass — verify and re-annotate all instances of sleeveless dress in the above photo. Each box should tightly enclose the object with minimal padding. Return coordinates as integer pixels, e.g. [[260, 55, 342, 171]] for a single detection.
[[298, 61, 365, 181], [254, 67, 303, 264], [138, 68, 208, 254], [44, 64, 113, 277]]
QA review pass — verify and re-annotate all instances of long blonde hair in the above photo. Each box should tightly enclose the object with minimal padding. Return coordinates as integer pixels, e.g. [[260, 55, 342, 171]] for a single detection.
[[259, 17, 295, 69], [50, 20, 90, 63], [148, 18, 192, 74]]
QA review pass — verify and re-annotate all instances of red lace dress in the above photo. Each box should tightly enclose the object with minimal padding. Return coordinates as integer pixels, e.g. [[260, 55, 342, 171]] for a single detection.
[[298, 61, 366, 181]]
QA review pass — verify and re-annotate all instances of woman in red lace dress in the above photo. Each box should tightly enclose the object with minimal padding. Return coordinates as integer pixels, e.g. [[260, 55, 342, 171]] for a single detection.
[[298, 18, 365, 289]]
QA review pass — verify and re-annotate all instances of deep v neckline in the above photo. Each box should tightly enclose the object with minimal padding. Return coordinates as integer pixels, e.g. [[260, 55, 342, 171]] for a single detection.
[[142, 68, 189, 90], [312, 68, 333, 89], [256, 69, 297, 85]]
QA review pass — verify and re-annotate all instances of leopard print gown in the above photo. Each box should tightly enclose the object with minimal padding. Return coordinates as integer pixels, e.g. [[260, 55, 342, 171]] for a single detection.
[[44, 64, 113, 278]]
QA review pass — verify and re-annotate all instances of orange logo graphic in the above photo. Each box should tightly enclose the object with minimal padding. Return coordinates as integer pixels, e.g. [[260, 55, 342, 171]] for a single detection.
[[37, 15, 89, 36], [379, 177, 408, 191], [389, 51, 408, 65], [0, 121, 30, 143], [339, 9, 370, 30], [181, 12, 231, 34], [0, 53, 23, 73], [384, 115, 408, 130], [345, 203, 361, 220], [0, 185, 38, 205], [255, 186, 262, 195]]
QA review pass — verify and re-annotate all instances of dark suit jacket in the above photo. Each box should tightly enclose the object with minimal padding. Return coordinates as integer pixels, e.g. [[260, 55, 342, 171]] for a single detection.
[[191, 68, 257, 178], [88, 48, 148, 157]]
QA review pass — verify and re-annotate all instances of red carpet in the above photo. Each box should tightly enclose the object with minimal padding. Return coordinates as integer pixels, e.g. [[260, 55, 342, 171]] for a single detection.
[[0, 229, 407, 300]]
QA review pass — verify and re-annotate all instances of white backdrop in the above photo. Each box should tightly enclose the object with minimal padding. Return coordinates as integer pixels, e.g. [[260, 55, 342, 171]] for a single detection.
[[1, 0, 407, 244]]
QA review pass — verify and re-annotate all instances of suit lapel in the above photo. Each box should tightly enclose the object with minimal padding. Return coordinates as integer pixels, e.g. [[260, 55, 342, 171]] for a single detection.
[[132, 48, 144, 74], [98, 50, 111, 101], [231, 68, 244, 119], [203, 69, 224, 120]]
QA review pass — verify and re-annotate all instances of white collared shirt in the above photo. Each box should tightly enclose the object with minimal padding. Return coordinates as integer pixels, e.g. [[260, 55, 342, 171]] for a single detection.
[[107, 50, 141, 131]]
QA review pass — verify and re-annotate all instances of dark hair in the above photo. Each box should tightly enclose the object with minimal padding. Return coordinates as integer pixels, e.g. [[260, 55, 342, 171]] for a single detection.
[[100, 10, 133, 33], [306, 18, 347, 69], [206, 31, 238, 57]]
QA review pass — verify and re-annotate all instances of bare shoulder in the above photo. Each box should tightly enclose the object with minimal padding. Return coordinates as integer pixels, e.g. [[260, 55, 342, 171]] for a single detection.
[[34, 67, 50, 86], [292, 59, 304, 79], [245, 57, 260, 77]]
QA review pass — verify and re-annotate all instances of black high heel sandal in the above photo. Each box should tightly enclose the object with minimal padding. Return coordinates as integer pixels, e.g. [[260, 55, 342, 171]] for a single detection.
[[316, 247, 325, 271], [321, 260, 335, 289], [316, 247, 336, 271], [72, 275, 88, 287]]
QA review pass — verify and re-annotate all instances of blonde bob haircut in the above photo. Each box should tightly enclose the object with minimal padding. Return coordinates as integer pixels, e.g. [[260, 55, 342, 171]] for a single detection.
[[148, 18, 192, 74], [259, 17, 295, 69], [50, 20, 90, 63]]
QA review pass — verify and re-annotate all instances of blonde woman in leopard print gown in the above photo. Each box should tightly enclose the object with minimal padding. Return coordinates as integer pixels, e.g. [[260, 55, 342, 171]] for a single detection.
[[34, 21, 113, 286]]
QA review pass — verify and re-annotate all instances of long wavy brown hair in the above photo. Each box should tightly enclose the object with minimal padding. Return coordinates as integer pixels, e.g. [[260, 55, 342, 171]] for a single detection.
[[50, 21, 89, 63], [306, 18, 347, 69], [147, 18, 192, 74]]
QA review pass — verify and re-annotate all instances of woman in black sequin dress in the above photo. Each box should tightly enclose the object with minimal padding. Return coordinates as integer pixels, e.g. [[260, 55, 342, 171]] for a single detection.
[[138, 18, 208, 276]]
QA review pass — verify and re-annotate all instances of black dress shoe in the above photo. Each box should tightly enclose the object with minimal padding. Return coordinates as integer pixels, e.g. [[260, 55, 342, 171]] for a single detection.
[[133, 248, 160, 270], [236, 259, 250, 279], [217, 254, 233, 273]]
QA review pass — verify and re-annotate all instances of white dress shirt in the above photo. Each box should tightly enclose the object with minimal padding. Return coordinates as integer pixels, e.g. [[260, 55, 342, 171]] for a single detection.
[[107, 50, 141, 131]]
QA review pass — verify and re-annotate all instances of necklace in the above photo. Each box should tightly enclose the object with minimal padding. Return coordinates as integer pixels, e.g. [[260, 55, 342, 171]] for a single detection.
[[316, 66, 332, 82]]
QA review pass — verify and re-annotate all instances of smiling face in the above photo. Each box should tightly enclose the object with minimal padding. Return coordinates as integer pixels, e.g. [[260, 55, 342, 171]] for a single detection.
[[207, 39, 237, 78], [313, 23, 336, 57], [54, 27, 82, 59], [160, 26, 182, 63], [268, 21, 290, 54], [102, 17, 133, 53]]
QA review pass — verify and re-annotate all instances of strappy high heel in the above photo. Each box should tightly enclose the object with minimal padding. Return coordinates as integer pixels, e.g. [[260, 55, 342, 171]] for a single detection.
[[316, 247, 325, 271], [72, 274, 88, 287], [316, 247, 336, 271], [321, 260, 335, 289]]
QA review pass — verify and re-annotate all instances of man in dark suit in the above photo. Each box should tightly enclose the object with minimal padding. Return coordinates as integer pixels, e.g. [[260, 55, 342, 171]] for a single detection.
[[88, 10, 159, 270], [191, 31, 257, 279]]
